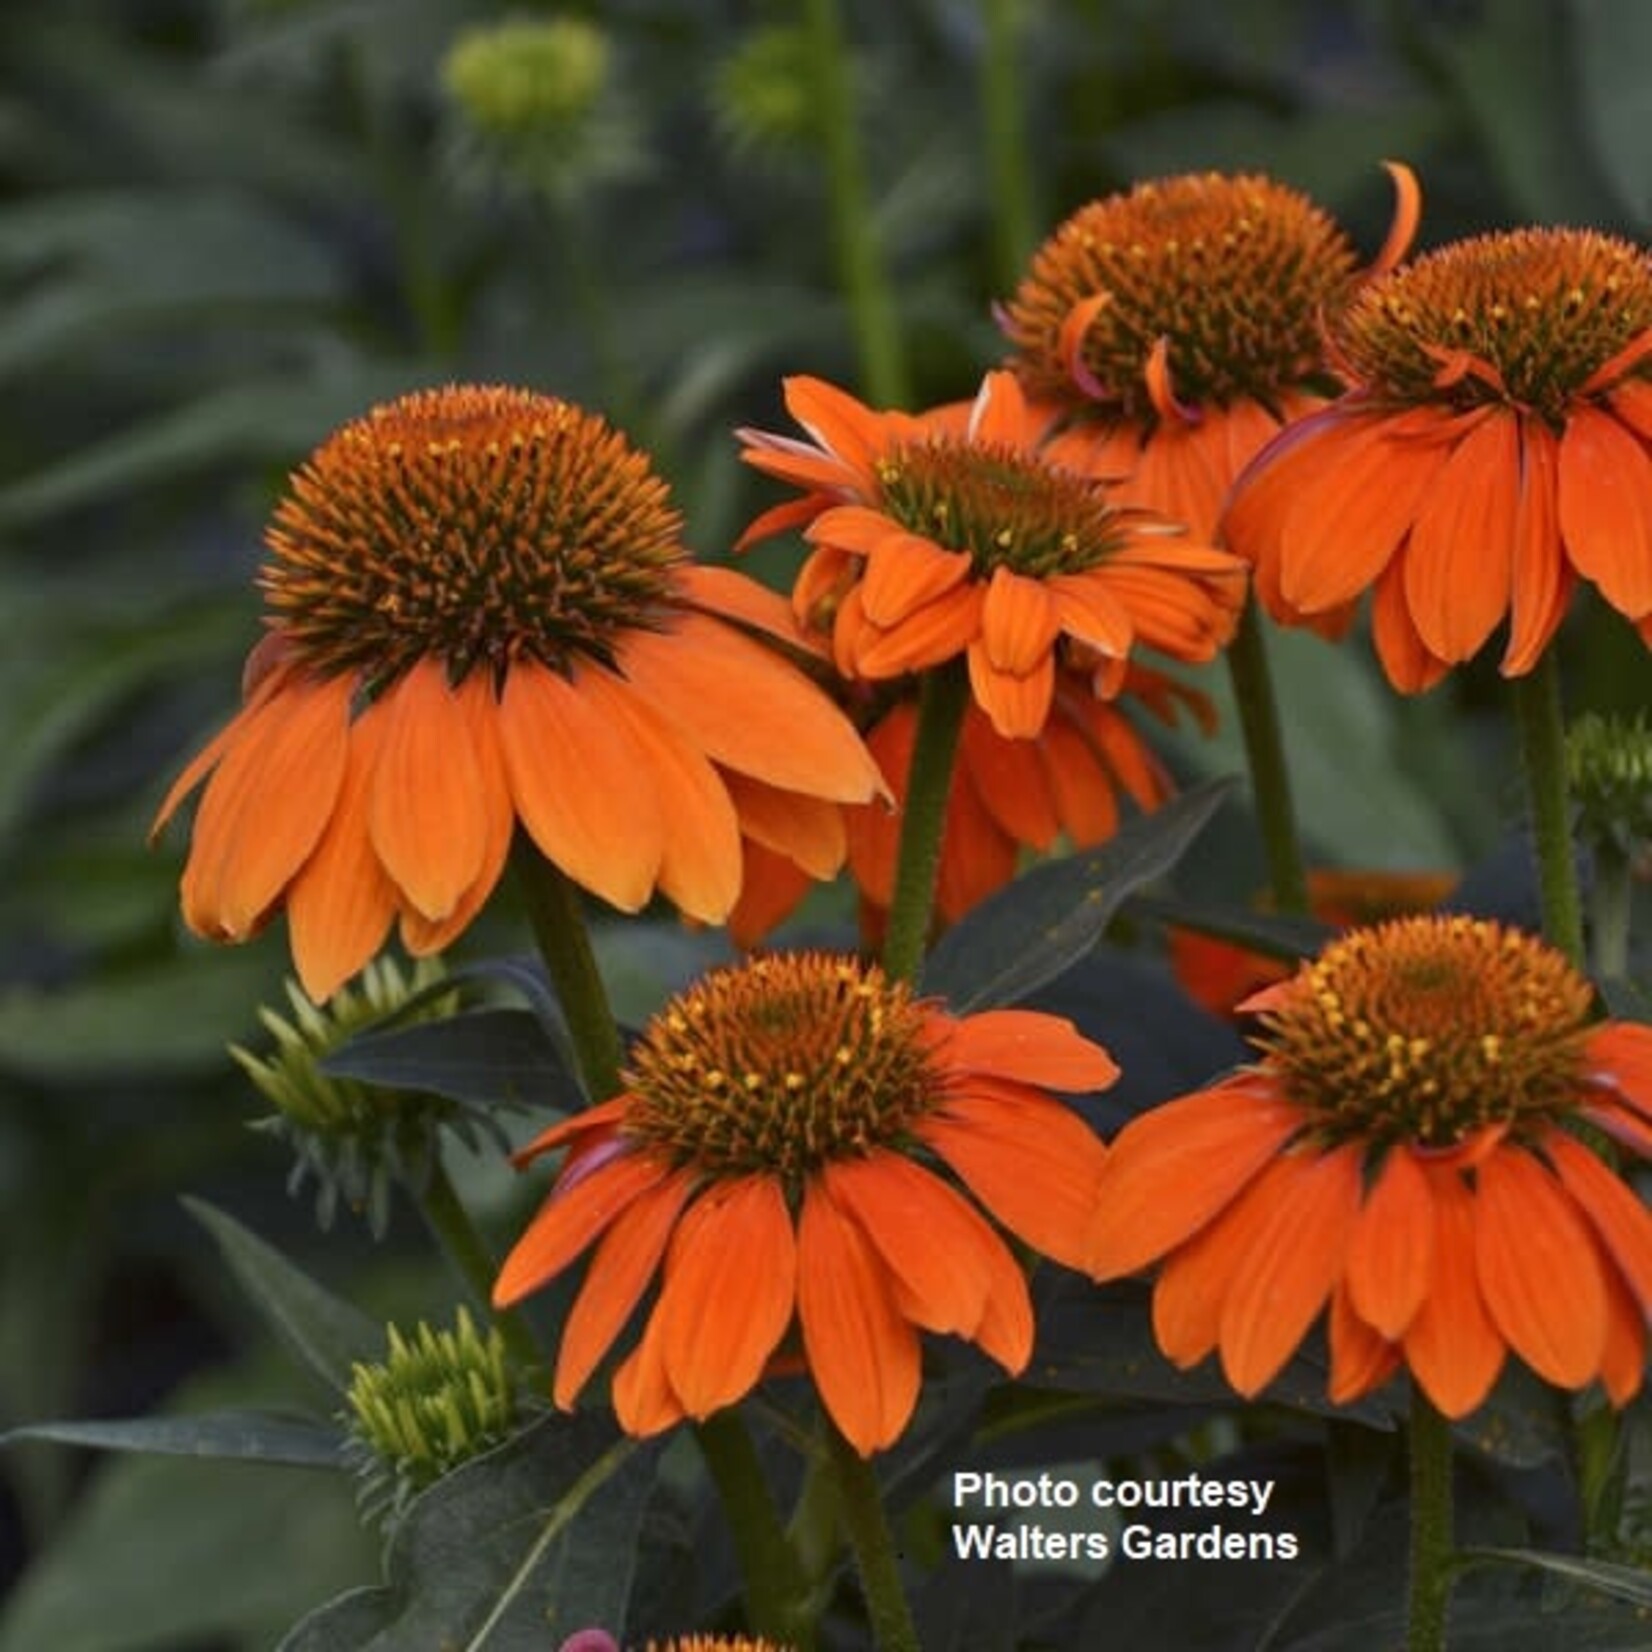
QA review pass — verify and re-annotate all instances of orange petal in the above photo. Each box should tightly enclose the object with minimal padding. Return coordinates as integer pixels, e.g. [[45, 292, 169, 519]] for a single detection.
[[1586, 1022, 1652, 1120], [732, 491, 833, 554], [852, 581, 985, 678], [1085, 1082, 1304, 1279], [498, 659, 664, 912], [858, 531, 973, 627], [1543, 1129, 1652, 1314], [1049, 572, 1136, 658], [1038, 712, 1122, 846], [824, 1153, 997, 1337], [367, 660, 490, 922], [967, 640, 1055, 739], [965, 369, 1040, 445], [181, 672, 353, 938], [1371, 554, 1449, 695], [1344, 1146, 1436, 1339], [1328, 1284, 1400, 1406], [1474, 1146, 1607, 1389], [1217, 1143, 1361, 1397], [1401, 410, 1518, 663], [493, 1150, 665, 1308], [1403, 1170, 1505, 1417], [1558, 405, 1652, 619], [797, 1179, 921, 1455], [843, 711, 910, 910], [727, 838, 813, 949], [610, 1302, 686, 1437], [783, 374, 883, 479], [723, 772, 846, 880], [654, 1176, 797, 1417], [285, 700, 397, 1001], [1368, 160, 1421, 276], [1597, 1256, 1647, 1407], [933, 766, 1018, 922], [944, 1008, 1118, 1091], [1501, 419, 1569, 676], [510, 1095, 628, 1169], [1124, 415, 1227, 543], [553, 1167, 695, 1409], [677, 560, 824, 653], [917, 1078, 1110, 1269], [620, 613, 882, 801], [979, 567, 1061, 674], [958, 707, 1061, 848]]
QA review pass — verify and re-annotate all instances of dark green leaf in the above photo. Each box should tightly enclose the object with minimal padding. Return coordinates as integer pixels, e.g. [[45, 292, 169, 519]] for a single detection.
[[277, 1415, 656, 1652], [183, 1198, 382, 1394], [322, 1009, 581, 1114], [1126, 893, 1334, 964], [924, 778, 1237, 1011], [1456, 1547, 1652, 1609], [3, 1409, 344, 1468]]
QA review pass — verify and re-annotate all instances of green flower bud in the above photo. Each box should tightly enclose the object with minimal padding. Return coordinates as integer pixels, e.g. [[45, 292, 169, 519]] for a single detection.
[[1566, 710, 1652, 854], [709, 26, 819, 163]]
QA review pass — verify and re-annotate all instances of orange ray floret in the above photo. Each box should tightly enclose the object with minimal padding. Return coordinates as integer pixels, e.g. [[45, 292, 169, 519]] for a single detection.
[[152, 385, 883, 1001], [737, 371, 1245, 740], [492, 952, 1114, 1455], [1087, 914, 1652, 1417], [1225, 227, 1652, 688]]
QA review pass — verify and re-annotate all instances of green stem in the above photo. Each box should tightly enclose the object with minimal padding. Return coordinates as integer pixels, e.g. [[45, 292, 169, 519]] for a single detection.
[[511, 837, 624, 1099], [1225, 597, 1310, 915], [1510, 653, 1585, 967], [1591, 839, 1634, 981], [980, 0, 1038, 295], [696, 1413, 818, 1650], [880, 664, 970, 984], [802, 0, 910, 407], [416, 1156, 543, 1371], [1407, 1387, 1455, 1652], [828, 1423, 920, 1652]]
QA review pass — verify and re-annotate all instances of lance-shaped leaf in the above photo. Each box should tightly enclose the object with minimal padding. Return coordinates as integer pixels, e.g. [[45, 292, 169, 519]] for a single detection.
[[2, 1410, 344, 1468], [924, 777, 1237, 1011]]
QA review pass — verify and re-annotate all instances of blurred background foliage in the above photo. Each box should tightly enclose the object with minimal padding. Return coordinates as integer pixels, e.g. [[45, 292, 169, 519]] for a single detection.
[[4, 0, 1652, 1645]]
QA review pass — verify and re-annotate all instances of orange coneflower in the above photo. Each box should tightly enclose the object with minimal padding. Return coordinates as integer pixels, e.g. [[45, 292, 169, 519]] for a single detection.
[[1168, 867, 1458, 1019], [151, 386, 882, 1002], [1225, 228, 1652, 690], [494, 952, 1115, 1455], [998, 167, 1419, 540], [736, 371, 1246, 740], [1087, 915, 1652, 1417], [729, 660, 1213, 947]]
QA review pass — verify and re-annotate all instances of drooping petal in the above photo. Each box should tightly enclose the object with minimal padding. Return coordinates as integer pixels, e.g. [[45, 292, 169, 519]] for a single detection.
[[797, 1180, 921, 1456], [858, 532, 973, 627], [1585, 1022, 1652, 1125], [493, 1151, 666, 1308], [782, 374, 883, 481], [1501, 419, 1570, 676], [1402, 1170, 1505, 1417], [918, 1078, 1110, 1269], [1217, 1144, 1361, 1397], [1048, 572, 1136, 658], [653, 1176, 797, 1417], [1371, 555, 1449, 695], [722, 773, 846, 880], [553, 1167, 695, 1409], [1596, 1256, 1648, 1407], [678, 560, 824, 653], [1085, 1082, 1304, 1279], [1344, 1146, 1436, 1339], [966, 640, 1056, 739], [1474, 1146, 1608, 1388], [1328, 1284, 1400, 1407], [944, 1008, 1118, 1091], [1543, 1128, 1652, 1314], [979, 567, 1061, 674], [498, 659, 664, 912], [933, 768, 1017, 921], [1558, 405, 1652, 619], [853, 582, 985, 677], [610, 1302, 686, 1438]]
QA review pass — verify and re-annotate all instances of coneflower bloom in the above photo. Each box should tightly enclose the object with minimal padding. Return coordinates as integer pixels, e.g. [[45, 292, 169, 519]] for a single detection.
[[151, 386, 882, 1001], [736, 371, 1245, 740], [998, 167, 1419, 540], [1224, 228, 1652, 690], [729, 661, 1211, 947], [1087, 915, 1652, 1416], [494, 952, 1115, 1455]]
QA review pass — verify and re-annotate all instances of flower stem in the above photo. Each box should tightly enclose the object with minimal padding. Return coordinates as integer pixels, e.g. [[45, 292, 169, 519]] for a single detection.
[[1510, 652, 1585, 967], [827, 1422, 920, 1652], [696, 1412, 818, 1650], [511, 838, 624, 1099], [802, 0, 910, 407], [1407, 1386, 1455, 1652], [415, 1155, 543, 1371], [980, 0, 1038, 295], [881, 663, 970, 984], [1225, 597, 1309, 915], [1591, 838, 1634, 981]]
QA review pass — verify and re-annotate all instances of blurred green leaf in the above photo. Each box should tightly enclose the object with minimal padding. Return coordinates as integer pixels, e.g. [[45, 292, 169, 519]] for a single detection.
[[4, 1409, 345, 1468], [925, 777, 1237, 1011], [278, 1416, 655, 1652], [1456, 1547, 1652, 1609], [184, 1198, 382, 1395]]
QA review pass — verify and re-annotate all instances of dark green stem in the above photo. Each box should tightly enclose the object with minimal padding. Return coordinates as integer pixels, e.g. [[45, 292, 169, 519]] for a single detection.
[[696, 1413, 818, 1650], [416, 1157, 543, 1371], [802, 0, 910, 407], [1407, 1387, 1455, 1652], [1225, 597, 1309, 915], [880, 663, 970, 984], [980, 0, 1038, 294], [1510, 653, 1585, 967], [828, 1423, 920, 1652], [512, 838, 624, 1099], [1590, 839, 1634, 981]]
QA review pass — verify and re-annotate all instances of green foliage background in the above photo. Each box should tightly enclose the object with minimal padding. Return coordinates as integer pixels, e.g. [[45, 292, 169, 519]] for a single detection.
[[4, 0, 1652, 1645]]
